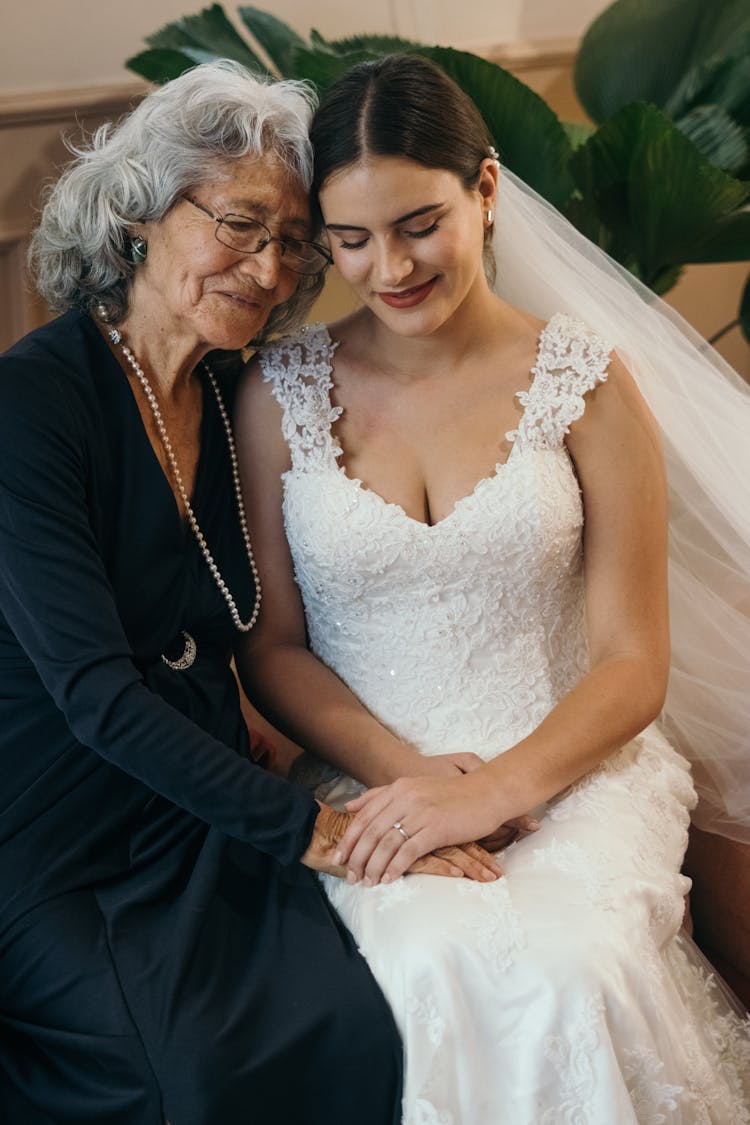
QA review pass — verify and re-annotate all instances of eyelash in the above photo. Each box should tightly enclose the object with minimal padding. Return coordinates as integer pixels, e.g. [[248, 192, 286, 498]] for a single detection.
[[337, 220, 441, 251]]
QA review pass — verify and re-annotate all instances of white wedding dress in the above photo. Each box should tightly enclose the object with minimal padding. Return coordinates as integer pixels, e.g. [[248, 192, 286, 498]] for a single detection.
[[259, 314, 750, 1124]]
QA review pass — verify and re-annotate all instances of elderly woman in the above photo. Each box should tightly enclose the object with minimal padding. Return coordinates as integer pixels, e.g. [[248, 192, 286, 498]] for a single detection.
[[0, 60, 422, 1125]]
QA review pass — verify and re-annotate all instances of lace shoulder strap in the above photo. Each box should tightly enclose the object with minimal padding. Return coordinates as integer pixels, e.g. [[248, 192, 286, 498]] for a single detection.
[[257, 323, 341, 471], [508, 313, 612, 449]]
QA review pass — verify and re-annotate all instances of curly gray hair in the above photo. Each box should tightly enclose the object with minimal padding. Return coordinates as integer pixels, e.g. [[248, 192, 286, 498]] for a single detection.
[[29, 60, 323, 343]]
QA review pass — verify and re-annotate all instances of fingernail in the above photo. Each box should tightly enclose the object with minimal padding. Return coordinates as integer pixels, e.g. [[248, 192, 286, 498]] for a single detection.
[[528, 819, 541, 830], [333, 850, 343, 864], [381, 873, 392, 884], [346, 870, 357, 884], [363, 876, 373, 888]]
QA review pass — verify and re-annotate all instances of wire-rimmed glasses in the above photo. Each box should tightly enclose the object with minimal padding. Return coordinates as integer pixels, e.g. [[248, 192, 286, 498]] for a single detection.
[[183, 196, 332, 276]]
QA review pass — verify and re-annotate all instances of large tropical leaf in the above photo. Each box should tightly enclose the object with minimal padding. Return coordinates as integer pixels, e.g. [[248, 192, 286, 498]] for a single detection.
[[571, 102, 749, 284], [666, 31, 750, 123], [291, 46, 378, 89], [679, 209, 750, 263], [290, 35, 422, 85], [144, 4, 265, 70], [677, 105, 749, 176], [126, 47, 205, 83], [575, 0, 750, 123], [237, 6, 307, 77], [323, 34, 422, 56], [414, 47, 574, 209]]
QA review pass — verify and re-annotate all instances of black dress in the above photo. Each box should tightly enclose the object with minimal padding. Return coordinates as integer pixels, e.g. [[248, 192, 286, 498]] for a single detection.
[[0, 310, 402, 1125]]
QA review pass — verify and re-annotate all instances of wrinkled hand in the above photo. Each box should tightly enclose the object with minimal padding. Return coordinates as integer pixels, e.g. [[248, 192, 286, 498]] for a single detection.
[[337, 771, 511, 886], [479, 814, 541, 852], [301, 803, 501, 883]]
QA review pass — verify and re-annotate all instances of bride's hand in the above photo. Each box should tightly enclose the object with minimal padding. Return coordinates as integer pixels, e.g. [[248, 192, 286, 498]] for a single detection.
[[408, 751, 484, 777], [337, 772, 509, 885], [301, 803, 501, 882]]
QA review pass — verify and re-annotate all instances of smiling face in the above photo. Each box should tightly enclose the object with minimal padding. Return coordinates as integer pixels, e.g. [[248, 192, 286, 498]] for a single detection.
[[319, 154, 497, 338], [131, 153, 311, 352]]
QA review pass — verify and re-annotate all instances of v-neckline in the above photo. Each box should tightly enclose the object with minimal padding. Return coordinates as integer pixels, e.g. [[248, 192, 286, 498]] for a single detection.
[[96, 326, 210, 540], [316, 319, 553, 531]]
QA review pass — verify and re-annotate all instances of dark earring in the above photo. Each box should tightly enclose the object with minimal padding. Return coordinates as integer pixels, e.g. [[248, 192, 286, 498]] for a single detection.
[[130, 236, 148, 264]]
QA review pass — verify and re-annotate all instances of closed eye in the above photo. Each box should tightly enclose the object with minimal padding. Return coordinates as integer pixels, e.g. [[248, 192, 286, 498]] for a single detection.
[[223, 218, 262, 234], [336, 235, 370, 250], [404, 220, 440, 239], [335, 220, 440, 251]]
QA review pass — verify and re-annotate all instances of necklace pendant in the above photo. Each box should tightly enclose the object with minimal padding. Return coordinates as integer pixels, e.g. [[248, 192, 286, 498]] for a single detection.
[[108, 327, 122, 345], [161, 629, 197, 671]]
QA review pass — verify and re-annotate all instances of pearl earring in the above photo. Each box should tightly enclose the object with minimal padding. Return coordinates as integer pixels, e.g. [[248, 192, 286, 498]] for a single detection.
[[486, 209, 494, 226]]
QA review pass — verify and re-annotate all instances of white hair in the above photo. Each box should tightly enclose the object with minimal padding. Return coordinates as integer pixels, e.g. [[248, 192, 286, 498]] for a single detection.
[[29, 60, 322, 338]]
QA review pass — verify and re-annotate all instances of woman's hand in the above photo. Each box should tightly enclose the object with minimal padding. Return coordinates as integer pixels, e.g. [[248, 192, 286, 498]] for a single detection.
[[479, 814, 541, 852], [301, 802, 502, 882], [336, 772, 512, 885], [407, 751, 484, 777]]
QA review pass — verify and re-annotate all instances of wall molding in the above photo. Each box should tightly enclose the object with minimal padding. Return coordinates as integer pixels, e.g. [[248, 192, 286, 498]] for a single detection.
[[482, 37, 578, 71], [0, 81, 147, 127]]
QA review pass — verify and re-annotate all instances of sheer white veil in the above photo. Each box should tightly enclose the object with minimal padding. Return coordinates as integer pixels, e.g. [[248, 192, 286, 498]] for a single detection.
[[491, 167, 750, 843]]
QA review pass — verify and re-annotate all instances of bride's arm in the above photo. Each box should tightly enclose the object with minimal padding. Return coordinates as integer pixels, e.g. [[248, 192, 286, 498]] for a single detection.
[[233, 362, 481, 789], [336, 355, 671, 882]]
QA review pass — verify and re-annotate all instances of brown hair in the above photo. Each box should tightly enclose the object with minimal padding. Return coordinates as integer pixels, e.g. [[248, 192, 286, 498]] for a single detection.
[[310, 54, 496, 280]]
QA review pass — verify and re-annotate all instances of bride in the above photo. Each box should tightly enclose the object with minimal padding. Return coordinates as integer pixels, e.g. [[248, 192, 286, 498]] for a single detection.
[[235, 54, 750, 1123]]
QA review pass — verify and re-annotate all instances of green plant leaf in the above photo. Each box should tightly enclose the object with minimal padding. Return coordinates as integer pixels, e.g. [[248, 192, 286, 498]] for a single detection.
[[309, 29, 335, 51], [575, 0, 750, 123], [126, 48, 202, 83], [563, 121, 596, 152], [145, 4, 266, 71], [237, 6, 307, 77], [571, 102, 749, 284], [665, 34, 750, 124], [414, 46, 574, 209], [676, 104, 749, 175], [679, 209, 750, 263], [325, 34, 423, 55], [648, 263, 684, 295], [291, 46, 378, 89]]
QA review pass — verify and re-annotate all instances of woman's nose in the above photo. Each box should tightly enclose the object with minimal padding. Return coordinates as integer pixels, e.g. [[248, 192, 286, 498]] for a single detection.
[[240, 239, 285, 289], [373, 240, 414, 289]]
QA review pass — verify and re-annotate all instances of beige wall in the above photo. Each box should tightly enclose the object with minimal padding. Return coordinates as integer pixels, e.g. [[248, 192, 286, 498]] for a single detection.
[[1, 0, 747, 375], [0, 0, 607, 94]]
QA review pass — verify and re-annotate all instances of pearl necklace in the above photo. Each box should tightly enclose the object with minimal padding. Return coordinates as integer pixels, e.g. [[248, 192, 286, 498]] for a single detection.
[[108, 326, 261, 636]]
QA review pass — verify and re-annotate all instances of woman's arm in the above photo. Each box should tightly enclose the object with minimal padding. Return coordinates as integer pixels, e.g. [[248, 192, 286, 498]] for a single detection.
[[233, 361, 481, 787], [337, 355, 671, 882], [0, 347, 317, 866]]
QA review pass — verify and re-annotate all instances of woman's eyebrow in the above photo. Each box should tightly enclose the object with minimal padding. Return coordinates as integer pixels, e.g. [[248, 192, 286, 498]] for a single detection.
[[326, 203, 444, 232]]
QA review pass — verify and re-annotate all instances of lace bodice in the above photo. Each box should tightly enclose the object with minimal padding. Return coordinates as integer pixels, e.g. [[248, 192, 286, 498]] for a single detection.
[[260, 313, 611, 760]]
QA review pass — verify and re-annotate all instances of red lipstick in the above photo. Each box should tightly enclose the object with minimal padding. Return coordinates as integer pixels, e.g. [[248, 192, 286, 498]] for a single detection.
[[378, 277, 437, 308]]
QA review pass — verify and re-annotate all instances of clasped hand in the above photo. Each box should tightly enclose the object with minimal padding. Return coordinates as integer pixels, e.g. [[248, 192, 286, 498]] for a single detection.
[[302, 763, 540, 886], [301, 801, 503, 884]]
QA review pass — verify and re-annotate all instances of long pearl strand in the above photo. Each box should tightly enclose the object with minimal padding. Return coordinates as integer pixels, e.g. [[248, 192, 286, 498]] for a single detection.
[[109, 328, 261, 633]]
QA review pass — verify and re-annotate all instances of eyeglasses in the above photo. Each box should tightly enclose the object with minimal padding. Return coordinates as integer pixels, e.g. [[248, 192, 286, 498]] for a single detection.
[[183, 196, 332, 276]]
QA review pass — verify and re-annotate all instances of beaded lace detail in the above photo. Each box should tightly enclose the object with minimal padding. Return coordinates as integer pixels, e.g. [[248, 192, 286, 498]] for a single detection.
[[260, 314, 609, 761]]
